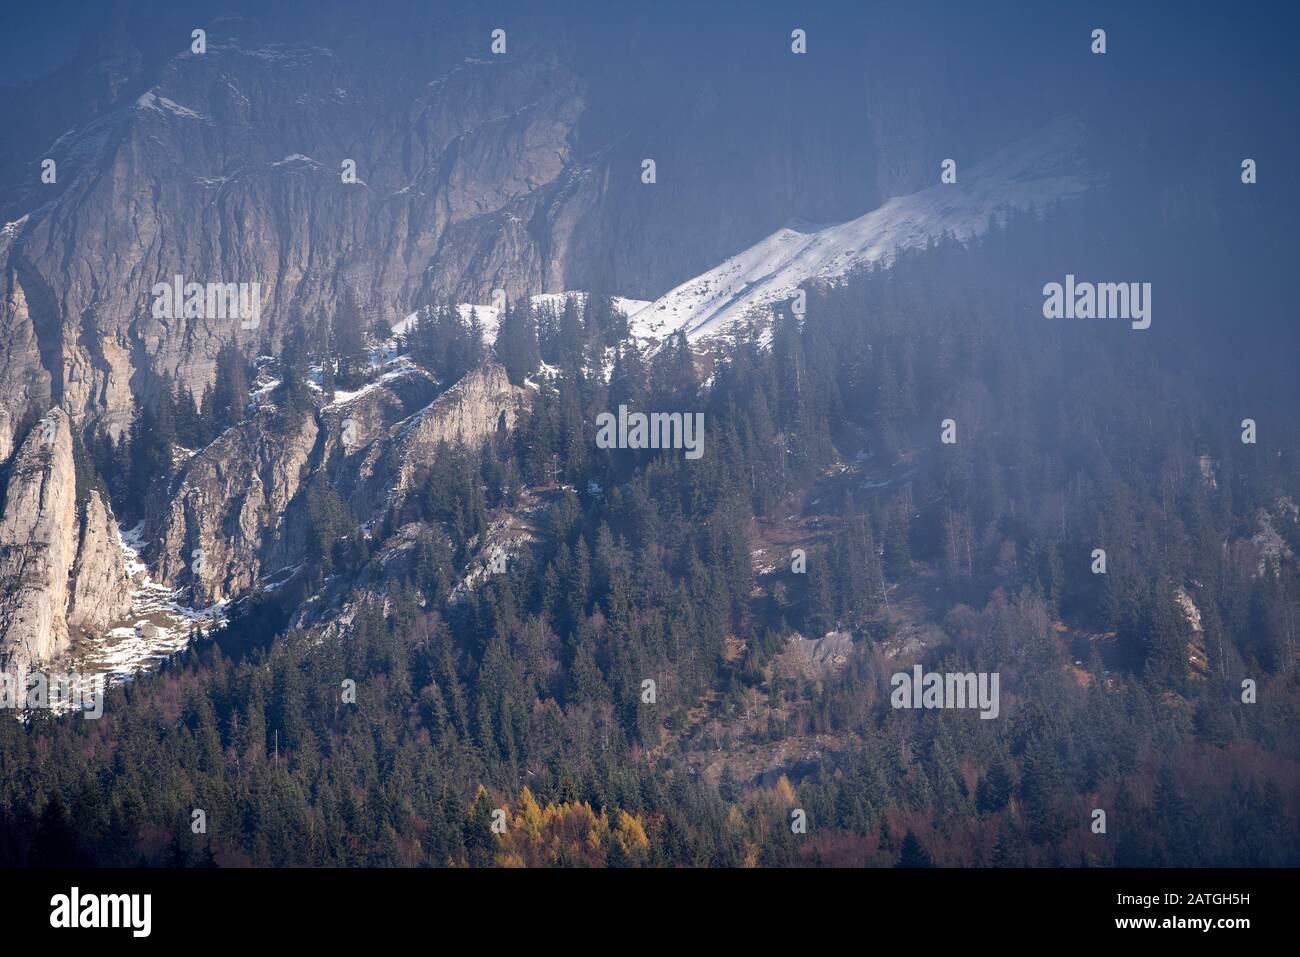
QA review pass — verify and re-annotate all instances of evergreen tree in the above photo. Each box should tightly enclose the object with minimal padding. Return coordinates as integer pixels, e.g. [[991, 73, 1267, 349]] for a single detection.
[[333, 288, 369, 388], [494, 299, 540, 385], [209, 339, 249, 434], [896, 830, 932, 868]]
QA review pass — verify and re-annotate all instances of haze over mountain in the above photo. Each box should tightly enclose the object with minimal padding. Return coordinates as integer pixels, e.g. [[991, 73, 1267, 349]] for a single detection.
[[0, 1, 1223, 447], [0, 1, 1297, 874]]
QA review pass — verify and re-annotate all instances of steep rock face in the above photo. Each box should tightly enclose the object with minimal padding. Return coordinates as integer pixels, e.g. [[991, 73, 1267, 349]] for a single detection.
[[150, 408, 321, 606], [396, 360, 522, 481], [353, 359, 524, 517], [0, 410, 79, 672], [2, 37, 586, 440], [321, 363, 441, 463], [149, 356, 522, 609], [68, 490, 133, 634], [0, 10, 1021, 444], [0, 221, 55, 459]]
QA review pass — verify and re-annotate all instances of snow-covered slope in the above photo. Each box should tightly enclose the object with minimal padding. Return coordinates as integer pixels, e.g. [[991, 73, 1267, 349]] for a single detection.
[[628, 115, 1095, 343], [385, 117, 1090, 352], [67, 523, 226, 690]]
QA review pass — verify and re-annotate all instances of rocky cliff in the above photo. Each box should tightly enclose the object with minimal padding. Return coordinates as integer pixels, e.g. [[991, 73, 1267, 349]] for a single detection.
[[0, 411, 78, 672], [150, 405, 321, 607], [0, 409, 132, 673], [0, 8, 1031, 450], [149, 355, 523, 608], [68, 490, 134, 634], [386, 359, 523, 501]]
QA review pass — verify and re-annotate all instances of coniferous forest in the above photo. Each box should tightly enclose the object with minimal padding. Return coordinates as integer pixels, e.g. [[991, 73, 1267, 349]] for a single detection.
[[3, 170, 1296, 869]]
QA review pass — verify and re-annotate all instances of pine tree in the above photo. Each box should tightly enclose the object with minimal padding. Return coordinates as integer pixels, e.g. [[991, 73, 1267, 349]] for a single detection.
[[333, 288, 369, 388], [896, 830, 932, 868], [275, 329, 314, 425], [494, 299, 540, 385], [209, 339, 249, 434]]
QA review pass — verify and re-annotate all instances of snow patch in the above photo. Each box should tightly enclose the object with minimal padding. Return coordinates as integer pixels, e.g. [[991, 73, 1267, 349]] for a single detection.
[[272, 153, 324, 169], [136, 92, 210, 121], [632, 115, 1095, 343], [66, 523, 227, 687]]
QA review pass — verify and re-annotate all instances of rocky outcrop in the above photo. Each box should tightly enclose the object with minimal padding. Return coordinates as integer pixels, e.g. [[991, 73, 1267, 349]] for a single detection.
[[353, 359, 525, 516], [778, 631, 856, 680], [321, 363, 441, 462], [150, 407, 321, 607], [0, 10, 1022, 445], [0, 411, 136, 673], [0, 410, 80, 672], [0, 221, 56, 459], [68, 491, 133, 634], [395, 360, 522, 483], [149, 355, 523, 608]]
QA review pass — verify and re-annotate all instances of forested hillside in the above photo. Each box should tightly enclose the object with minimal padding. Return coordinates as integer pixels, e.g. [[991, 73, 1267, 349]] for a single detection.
[[2, 177, 1296, 868]]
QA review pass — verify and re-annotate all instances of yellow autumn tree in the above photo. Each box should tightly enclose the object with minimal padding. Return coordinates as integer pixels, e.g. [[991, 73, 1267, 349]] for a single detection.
[[612, 810, 650, 860], [514, 786, 544, 841], [773, 774, 797, 807], [496, 792, 609, 866]]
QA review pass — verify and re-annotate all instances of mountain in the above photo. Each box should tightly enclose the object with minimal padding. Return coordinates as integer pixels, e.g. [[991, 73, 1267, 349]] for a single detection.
[[0, 4, 1070, 451], [1, 0, 1299, 876], [442, 114, 1095, 350], [627, 115, 1096, 344]]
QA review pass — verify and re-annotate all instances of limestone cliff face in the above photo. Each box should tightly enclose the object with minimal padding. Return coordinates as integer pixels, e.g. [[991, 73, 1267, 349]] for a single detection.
[[0, 410, 80, 673], [149, 356, 522, 608], [0, 37, 585, 441], [322, 364, 441, 466], [68, 491, 133, 634], [150, 408, 321, 607], [0, 11, 1004, 445], [353, 359, 525, 516], [395, 360, 522, 489], [0, 222, 55, 459], [0, 412, 136, 672]]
